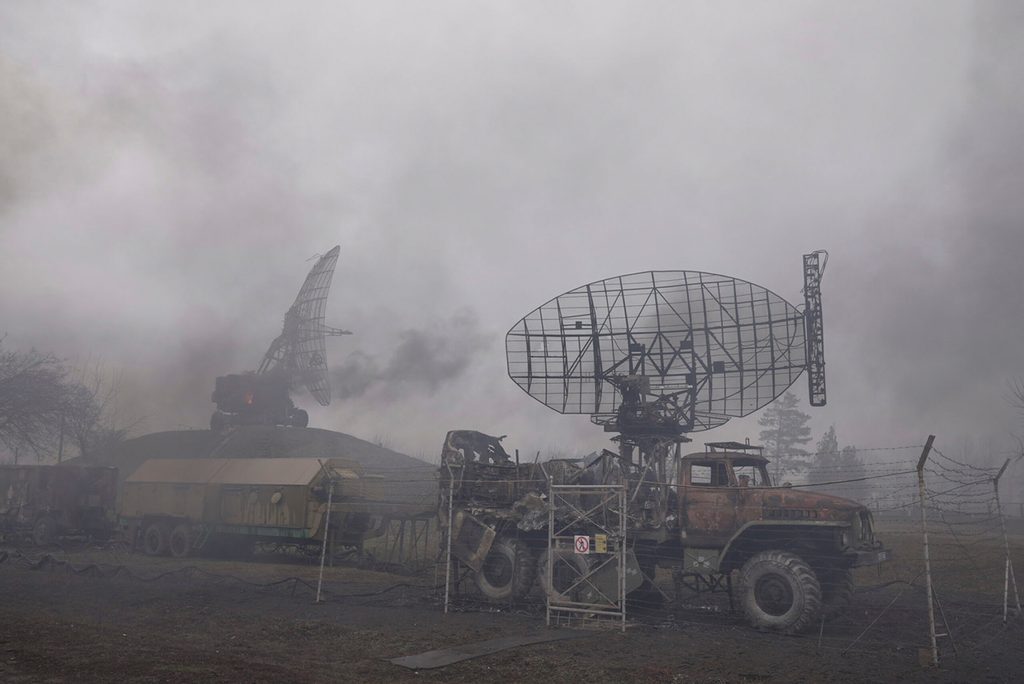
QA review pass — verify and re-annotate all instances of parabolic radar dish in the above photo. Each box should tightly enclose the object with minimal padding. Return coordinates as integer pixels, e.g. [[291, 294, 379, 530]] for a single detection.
[[506, 258, 825, 436], [258, 245, 351, 406]]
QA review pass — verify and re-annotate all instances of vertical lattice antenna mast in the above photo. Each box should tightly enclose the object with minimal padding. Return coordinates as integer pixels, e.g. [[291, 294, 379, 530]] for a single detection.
[[802, 250, 827, 407]]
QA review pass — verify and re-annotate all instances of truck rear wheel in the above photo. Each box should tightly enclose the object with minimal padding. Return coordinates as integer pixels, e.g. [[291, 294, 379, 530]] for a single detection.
[[143, 522, 170, 556], [739, 550, 822, 634], [474, 537, 536, 601], [168, 524, 192, 558], [537, 548, 590, 602]]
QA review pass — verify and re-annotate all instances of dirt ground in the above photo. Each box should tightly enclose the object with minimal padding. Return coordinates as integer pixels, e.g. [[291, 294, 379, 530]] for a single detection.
[[1, 538, 1022, 684]]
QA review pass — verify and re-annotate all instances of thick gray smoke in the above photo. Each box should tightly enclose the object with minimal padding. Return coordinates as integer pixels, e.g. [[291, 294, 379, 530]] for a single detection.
[[331, 310, 488, 401], [1, 3, 1023, 459]]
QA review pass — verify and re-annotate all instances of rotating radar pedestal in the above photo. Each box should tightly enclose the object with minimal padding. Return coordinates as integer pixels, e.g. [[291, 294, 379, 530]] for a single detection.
[[505, 251, 828, 465]]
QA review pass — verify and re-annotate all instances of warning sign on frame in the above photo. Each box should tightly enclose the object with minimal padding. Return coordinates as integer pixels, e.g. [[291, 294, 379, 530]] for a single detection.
[[574, 535, 591, 554]]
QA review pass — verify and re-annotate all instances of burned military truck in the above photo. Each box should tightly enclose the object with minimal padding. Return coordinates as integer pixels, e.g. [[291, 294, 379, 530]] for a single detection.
[[440, 430, 888, 634], [0, 464, 118, 545]]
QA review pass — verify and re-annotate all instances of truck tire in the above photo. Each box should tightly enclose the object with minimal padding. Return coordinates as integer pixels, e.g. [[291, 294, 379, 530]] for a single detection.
[[168, 524, 192, 558], [630, 551, 665, 607], [143, 522, 170, 556], [33, 516, 56, 547], [820, 566, 854, 619], [291, 409, 309, 428], [210, 411, 226, 431], [739, 550, 822, 634], [537, 548, 590, 602], [474, 537, 536, 601]]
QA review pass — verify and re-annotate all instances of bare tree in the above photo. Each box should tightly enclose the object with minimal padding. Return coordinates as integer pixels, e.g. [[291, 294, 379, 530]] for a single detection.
[[1009, 378, 1024, 420], [62, 359, 139, 461], [0, 342, 69, 460], [0, 342, 135, 463]]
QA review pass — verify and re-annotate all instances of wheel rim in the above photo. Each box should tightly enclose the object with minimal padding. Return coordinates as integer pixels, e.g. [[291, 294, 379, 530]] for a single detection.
[[755, 574, 794, 616], [34, 519, 52, 545], [482, 551, 514, 588], [144, 528, 162, 554], [170, 531, 188, 556]]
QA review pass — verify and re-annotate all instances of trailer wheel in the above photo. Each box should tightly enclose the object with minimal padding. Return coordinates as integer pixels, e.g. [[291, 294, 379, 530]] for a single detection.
[[474, 537, 536, 601], [168, 524, 192, 558], [32, 516, 56, 547], [537, 548, 591, 602], [143, 522, 170, 556], [739, 550, 822, 634]]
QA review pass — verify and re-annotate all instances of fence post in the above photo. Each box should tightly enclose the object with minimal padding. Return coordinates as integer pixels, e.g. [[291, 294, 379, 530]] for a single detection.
[[316, 480, 334, 604], [993, 459, 1022, 623], [917, 435, 938, 667], [444, 464, 455, 615]]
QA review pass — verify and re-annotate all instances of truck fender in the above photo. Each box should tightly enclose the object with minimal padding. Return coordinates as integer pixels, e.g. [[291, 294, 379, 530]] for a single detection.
[[717, 520, 847, 573]]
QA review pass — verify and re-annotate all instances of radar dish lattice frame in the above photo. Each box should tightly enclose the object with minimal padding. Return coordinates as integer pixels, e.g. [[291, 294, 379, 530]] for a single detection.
[[506, 269, 813, 438], [258, 246, 351, 405]]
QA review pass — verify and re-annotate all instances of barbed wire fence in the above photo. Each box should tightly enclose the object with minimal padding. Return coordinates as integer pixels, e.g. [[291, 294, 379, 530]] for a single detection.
[[4, 434, 1021, 673], [424, 434, 1024, 671]]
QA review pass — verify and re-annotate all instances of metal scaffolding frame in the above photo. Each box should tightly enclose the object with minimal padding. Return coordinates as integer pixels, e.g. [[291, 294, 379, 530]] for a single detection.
[[546, 483, 627, 632]]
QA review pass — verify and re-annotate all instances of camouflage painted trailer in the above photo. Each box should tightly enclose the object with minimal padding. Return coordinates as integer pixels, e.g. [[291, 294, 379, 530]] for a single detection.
[[121, 457, 386, 557], [0, 464, 118, 545]]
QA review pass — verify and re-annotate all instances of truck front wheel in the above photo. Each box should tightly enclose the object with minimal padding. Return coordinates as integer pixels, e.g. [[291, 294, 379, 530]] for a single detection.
[[474, 537, 536, 601], [739, 550, 822, 634]]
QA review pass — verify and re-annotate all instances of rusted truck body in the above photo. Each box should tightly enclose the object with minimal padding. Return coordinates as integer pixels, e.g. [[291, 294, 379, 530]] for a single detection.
[[440, 430, 889, 634], [121, 457, 386, 557], [0, 464, 118, 545]]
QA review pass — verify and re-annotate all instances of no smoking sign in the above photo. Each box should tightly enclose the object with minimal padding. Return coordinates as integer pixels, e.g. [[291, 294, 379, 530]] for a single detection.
[[574, 535, 591, 554]]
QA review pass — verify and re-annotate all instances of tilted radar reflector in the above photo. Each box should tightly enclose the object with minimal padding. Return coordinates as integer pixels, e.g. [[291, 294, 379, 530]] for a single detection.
[[258, 245, 351, 405], [505, 253, 827, 450]]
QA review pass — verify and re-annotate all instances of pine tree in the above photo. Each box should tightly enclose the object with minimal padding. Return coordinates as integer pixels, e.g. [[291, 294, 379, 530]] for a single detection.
[[757, 391, 812, 484], [807, 425, 839, 484], [807, 425, 868, 500]]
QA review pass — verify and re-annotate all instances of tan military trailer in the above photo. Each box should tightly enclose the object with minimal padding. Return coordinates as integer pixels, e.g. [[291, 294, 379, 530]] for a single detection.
[[121, 457, 385, 557], [440, 431, 889, 634]]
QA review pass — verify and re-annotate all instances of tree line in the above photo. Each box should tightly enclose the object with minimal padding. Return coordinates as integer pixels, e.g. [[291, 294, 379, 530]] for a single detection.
[[0, 340, 132, 464], [757, 390, 867, 499]]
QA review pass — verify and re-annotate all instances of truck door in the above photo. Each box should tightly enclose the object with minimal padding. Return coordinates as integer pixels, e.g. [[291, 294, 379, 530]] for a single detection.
[[680, 459, 739, 545]]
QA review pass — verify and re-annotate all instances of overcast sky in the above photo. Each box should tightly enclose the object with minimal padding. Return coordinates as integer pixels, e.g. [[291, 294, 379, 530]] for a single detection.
[[1, 2, 1022, 465]]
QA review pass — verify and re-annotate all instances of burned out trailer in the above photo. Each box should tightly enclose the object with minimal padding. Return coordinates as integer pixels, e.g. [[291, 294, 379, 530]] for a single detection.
[[0, 464, 118, 545], [120, 457, 387, 558]]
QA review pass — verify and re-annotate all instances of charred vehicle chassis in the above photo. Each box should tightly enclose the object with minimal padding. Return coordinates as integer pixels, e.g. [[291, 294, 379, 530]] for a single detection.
[[440, 430, 889, 634]]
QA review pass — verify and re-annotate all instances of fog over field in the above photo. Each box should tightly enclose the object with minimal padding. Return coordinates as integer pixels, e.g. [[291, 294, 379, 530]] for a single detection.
[[1, 2, 1022, 464]]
